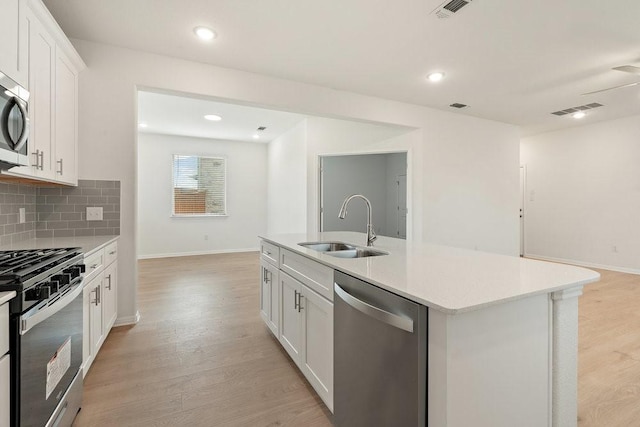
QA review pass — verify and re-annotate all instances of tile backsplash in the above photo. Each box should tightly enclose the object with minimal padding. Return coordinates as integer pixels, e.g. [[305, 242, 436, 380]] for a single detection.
[[36, 180, 121, 238], [0, 183, 37, 246], [0, 179, 120, 245]]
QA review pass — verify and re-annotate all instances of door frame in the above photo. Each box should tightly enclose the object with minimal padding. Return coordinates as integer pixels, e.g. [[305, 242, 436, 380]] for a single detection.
[[318, 149, 411, 240]]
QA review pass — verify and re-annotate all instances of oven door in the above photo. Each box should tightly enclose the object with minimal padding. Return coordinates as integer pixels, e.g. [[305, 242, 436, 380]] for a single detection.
[[18, 282, 83, 427]]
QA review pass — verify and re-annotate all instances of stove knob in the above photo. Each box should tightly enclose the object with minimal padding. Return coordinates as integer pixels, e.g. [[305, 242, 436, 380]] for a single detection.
[[52, 274, 71, 286], [48, 281, 59, 293], [24, 288, 40, 301], [38, 284, 51, 299]]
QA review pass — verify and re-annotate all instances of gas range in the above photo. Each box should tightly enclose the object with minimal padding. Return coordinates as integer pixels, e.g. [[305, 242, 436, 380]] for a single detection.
[[0, 248, 85, 314], [0, 247, 86, 427]]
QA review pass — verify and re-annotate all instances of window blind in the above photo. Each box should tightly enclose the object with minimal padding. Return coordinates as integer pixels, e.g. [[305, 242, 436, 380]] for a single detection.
[[172, 155, 226, 216]]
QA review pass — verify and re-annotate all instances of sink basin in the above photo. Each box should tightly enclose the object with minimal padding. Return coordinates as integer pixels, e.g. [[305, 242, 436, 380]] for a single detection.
[[325, 248, 389, 258], [299, 241, 356, 252]]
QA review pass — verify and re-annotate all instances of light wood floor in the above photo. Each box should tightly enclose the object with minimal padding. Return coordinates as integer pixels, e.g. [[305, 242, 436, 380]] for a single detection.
[[73, 252, 332, 427], [72, 253, 640, 426]]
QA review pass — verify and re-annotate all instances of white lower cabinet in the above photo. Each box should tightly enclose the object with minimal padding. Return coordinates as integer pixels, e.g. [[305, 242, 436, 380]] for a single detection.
[[259, 258, 279, 336], [259, 240, 334, 411], [82, 239, 119, 377]]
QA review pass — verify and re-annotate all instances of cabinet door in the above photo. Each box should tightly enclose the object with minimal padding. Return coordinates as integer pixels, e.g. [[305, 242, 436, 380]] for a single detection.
[[53, 50, 77, 184], [301, 284, 334, 411], [259, 259, 271, 328], [0, 0, 28, 87], [90, 279, 104, 358], [279, 272, 302, 363], [102, 262, 117, 334], [82, 284, 92, 377], [0, 353, 9, 427]]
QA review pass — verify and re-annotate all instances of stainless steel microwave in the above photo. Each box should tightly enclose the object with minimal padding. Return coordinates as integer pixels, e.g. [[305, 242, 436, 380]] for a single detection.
[[0, 71, 29, 169]]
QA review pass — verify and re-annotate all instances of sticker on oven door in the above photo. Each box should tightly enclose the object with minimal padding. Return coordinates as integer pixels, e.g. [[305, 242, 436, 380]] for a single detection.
[[46, 337, 71, 400]]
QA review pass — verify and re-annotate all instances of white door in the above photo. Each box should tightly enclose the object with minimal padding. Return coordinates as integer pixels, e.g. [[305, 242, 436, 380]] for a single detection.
[[397, 174, 407, 239], [54, 51, 77, 183], [300, 284, 334, 411], [279, 273, 302, 363]]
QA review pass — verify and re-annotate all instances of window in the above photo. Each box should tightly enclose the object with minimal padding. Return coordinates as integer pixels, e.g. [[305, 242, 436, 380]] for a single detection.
[[172, 155, 226, 216]]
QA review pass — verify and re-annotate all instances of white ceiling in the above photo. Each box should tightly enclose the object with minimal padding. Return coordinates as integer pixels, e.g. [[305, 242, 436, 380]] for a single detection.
[[44, 0, 640, 136], [137, 91, 307, 143]]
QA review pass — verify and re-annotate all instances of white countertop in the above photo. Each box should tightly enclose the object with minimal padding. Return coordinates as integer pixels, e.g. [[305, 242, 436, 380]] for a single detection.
[[0, 291, 16, 305], [259, 232, 600, 314], [0, 235, 119, 256]]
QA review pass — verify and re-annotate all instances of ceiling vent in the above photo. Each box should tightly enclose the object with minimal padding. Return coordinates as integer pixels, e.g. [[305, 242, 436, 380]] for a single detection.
[[431, 0, 474, 19], [551, 102, 603, 116], [450, 103, 468, 109]]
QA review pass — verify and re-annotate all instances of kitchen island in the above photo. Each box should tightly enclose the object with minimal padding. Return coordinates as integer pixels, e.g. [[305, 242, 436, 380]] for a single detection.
[[258, 231, 600, 427]]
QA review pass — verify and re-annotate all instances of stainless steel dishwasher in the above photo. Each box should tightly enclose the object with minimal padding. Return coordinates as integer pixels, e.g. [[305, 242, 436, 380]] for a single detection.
[[334, 270, 428, 426]]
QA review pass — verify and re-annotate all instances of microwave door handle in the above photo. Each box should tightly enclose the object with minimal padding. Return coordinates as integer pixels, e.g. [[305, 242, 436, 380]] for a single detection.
[[20, 282, 83, 335], [12, 98, 29, 152]]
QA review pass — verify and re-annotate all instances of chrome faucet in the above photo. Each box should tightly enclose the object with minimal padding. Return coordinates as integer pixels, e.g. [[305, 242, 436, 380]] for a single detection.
[[338, 194, 377, 247]]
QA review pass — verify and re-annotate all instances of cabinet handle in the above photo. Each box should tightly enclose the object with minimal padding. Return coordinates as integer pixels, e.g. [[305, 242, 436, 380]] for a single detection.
[[91, 289, 98, 305], [109, 251, 116, 255], [56, 158, 63, 175], [106, 274, 112, 290], [90, 264, 98, 269], [297, 294, 304, 313], [31, 150, 40, 168], [294, 290, 299, 310], [38, 150, 44, 170], [97, 285, 101, 305]]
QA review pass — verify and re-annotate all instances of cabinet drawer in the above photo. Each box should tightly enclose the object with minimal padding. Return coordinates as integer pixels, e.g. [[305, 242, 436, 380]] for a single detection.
[[0, 303, 8, 356], [84, 249, 104, 284], [104, 240, 118, 266], [260, 240, 280, 266], [281, 249, 333, 301]]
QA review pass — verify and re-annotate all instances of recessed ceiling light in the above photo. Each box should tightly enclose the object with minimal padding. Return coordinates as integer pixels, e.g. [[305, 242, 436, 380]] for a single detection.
[[204, 114, 222, 121], [138, 123, 148, 128], [572, 111, 586, 119], [252, 134, 260, 139], [194, 26, 216, 41], [427, 72, 445, 83]]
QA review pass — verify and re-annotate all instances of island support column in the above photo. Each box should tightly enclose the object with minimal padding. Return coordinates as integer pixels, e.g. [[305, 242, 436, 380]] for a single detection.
[[551, 285, 584, 427]]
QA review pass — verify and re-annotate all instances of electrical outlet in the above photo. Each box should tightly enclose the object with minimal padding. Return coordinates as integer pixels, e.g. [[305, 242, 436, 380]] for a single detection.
[[204, 235, 209, 241], [86, 207, 103, 221], [19, 208, 25, 224]]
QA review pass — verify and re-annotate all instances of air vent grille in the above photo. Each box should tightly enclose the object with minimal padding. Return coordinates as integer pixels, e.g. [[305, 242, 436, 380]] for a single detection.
[[450, 103, 468, 109], [431, 0, 474, 19], [551, 102, 603, 116], [444, 0, 469, 13]]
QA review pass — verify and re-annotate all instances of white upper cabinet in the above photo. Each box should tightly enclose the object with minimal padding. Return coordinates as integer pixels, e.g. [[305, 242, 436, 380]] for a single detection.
[[0, 0, 29, 87], [2, 0, 85, 185]]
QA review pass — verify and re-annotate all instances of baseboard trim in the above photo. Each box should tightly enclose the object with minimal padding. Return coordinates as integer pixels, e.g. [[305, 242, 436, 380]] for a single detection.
[[526, 254, 640, 275], [137, 247, 259, 260], [114, 311, 141, 326]]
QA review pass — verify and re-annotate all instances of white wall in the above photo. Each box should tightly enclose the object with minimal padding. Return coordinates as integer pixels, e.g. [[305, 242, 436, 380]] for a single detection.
[[137, 133, 267, 258], [267, 120, 307, 234], [73, 39, 519, 322], [521, 114, 640, 273]]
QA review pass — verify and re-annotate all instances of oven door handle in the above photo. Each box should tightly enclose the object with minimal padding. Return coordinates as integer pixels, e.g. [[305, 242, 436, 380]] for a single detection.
[[20, 281, 83, 335], [0, 96, 29, 152]]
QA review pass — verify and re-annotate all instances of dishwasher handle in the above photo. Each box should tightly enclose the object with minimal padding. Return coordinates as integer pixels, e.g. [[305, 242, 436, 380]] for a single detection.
[[334, 283, 414, 333]]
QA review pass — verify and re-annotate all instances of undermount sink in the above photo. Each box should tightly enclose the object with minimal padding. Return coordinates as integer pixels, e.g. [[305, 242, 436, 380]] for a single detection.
[[299, 241, 356, 252], [325, 248, 389, 258], [298, 241, 388, 258]]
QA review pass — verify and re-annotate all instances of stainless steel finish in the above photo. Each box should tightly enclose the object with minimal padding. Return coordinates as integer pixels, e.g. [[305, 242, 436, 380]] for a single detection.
[[334, 270, 427, 427], [294, 290, 299, 310], [20, 282, 84, 335], [105, 274, 112, 290], [0, 73, 30, 102], [298, 241, 356, 252], [90, 264, 98, 269], [335, 283, 413, 332], [297, 293, 303, 312], [44, 371, 82, 427], [0, 95, 29, 151], [57, 158, 63, 175], [32, 149, 40, 167], [325, 248, 388, 258], [39, 150, 44, 170], [108, 250, 116, 255], [338, 194, 377, 246]]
